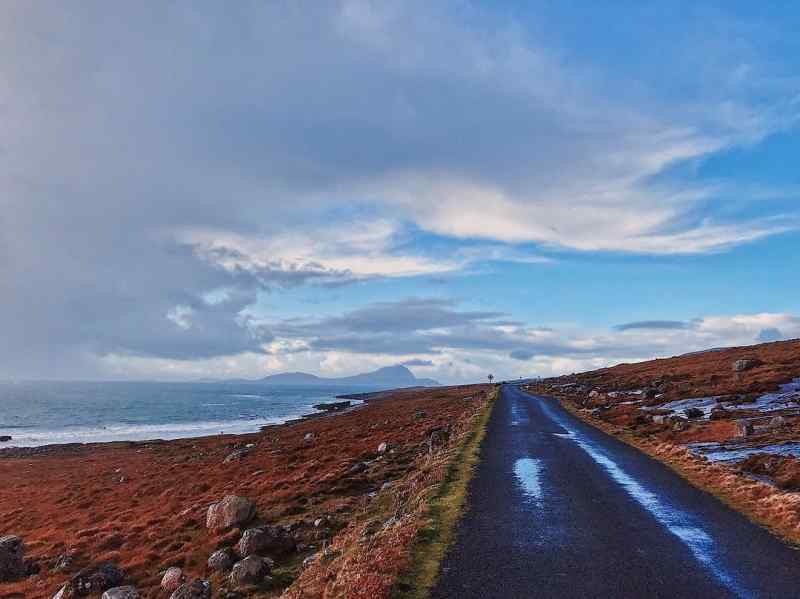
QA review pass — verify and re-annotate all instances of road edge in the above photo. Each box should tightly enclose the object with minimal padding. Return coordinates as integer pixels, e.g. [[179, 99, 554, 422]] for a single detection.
[[393, 385, 500, 599], [526, 388, 800, 547]]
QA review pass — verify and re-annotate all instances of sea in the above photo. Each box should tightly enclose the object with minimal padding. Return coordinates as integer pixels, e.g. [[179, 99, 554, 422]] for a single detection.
[[0, 381, 379, 448]]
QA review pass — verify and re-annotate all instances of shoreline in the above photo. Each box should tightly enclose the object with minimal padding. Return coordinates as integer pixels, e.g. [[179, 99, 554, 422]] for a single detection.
[[0, 383, 490, 599], [0, 396, 374, 456]]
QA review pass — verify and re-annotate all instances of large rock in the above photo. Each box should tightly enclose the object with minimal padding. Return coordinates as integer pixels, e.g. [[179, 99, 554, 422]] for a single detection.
[[207, 548, 236, 572], [237, 526, 294, 557], [206, 496, 256, 530], [229, 556, 271, 588], [170, 580, 211, 599], [101, 587, 140, 599], [54, 563, 125, 598], [0, 535, 25, 581], [161, 567, 185, 593], [733, 358, 763, 372], [0, 435, 11, 442]]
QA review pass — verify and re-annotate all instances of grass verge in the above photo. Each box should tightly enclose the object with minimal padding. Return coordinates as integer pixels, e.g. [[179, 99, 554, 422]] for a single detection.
[[393, 387, 498, 599]]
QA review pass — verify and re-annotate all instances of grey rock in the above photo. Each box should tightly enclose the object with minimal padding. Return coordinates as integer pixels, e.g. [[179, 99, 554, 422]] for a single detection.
[[207, 548, 235, 572], [206, 496, 256, 530], [161, 567, 184, 592], [377, 442, 389, 454], [223, 449, 251, 464], [55, 563, 125, 598], [237, 526, 295, 557], [101, 586, 140, 599], [0, 535, 25, 582], [347, 462, 368, 475], [170, 579, 212, 599], [733, 358, 763, 372], [229, 556, 271, 588]]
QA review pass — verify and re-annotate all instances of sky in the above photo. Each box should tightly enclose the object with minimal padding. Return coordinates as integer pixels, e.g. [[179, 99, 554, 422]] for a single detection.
[[2, 1, 799, 384]]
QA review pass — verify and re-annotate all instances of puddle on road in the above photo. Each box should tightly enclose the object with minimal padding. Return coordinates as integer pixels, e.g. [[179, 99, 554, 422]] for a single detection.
[[514, 457, 543, 501]]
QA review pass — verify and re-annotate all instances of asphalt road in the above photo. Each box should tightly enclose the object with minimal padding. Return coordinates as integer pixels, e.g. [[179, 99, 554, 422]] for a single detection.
[[431, 384, 800, 599]]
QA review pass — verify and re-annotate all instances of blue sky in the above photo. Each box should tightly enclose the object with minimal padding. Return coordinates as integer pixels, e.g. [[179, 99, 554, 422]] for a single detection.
[[1, 1, 799, 383]]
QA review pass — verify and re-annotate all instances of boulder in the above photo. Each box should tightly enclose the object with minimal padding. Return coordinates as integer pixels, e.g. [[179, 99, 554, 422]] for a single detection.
[[588, 390, 600, 399], [229, 556, 271, 588], [206, 496, 256, 530], [170, 580, 211, 599], [207, 548, 235, 572], [0, 435, 11, 442], [671, 419, 688, 432], [0, 535, 25, 582], [733, 358, 763, 372], [101, 587, 140, 599], [237, 526, 295, 557], [55, 563, 125, 598], [377, 442, 389, 454], [161, 567, 185, 593], [303, 432, 316, 443]]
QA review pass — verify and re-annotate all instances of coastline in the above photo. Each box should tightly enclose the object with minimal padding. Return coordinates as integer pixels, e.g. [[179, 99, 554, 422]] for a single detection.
[[0, 383, 491, 599]]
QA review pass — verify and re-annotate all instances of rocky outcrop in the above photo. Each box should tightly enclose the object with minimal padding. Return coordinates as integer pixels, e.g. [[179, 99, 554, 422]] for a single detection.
[[206, 496, 256, 530], [0, 535, 25, 581], [733, 358, 763, 372], [169, 579, 211, 599], [229, 556, 271, 588], [101, 586, 139, 599], [237, 526, 294, 557], [207, 548, 235, 572], [53, 563, 125, 598]]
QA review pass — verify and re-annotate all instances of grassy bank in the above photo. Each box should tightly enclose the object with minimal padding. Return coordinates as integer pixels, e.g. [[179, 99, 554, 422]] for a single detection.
[[393, 386, 498, 599]]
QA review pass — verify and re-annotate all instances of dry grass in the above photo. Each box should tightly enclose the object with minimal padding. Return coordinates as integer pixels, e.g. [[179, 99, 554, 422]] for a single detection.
[[281, 388, 497, 599]]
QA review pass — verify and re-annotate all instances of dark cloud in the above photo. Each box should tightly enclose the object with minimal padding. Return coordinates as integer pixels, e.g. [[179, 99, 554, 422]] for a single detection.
[[402, 359, 434, 367], [614, 320, 691, 331]]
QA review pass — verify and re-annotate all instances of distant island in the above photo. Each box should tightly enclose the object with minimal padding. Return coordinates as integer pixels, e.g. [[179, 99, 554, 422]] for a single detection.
[[215, 364, 439, 388]]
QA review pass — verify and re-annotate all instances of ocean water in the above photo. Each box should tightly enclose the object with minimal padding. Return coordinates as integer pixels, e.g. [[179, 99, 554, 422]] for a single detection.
[[0, 381, 377, 447]]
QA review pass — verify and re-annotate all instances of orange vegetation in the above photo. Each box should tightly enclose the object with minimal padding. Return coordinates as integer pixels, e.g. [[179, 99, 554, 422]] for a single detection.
[[0, 385, 491, 599]]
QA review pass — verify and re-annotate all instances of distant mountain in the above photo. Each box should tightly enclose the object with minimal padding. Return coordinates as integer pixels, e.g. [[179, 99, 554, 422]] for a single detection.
[[225, 365, 438, 388]]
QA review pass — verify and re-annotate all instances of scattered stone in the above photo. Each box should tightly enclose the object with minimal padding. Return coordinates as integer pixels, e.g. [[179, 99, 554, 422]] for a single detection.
[[313, 517, 328, 528], [588, 390, 600, 399], [101, 586, 139, 599], [303, 432, 316, 443], [770, 416, 787, 428], [0, 435, 11, 442], [377, 442, 389, 454], [672, 419, 688, 432], [347, 462, 368, 476], [414, 410, 427, 420], [733, 358, 763, 372], [237, 526, 295, 557], [161, 567, 184, 593], [427, 427, 450, 453], [55, 563, 125, 598], [53, 553, 75, 572], [302, 554, 318, 569], [207, 548, 236, 572], [736, 419, 754, 438], [229, 556, 272, 588], [206, 496, 256, 530], [170, 579, 211, 599], [0, 535, 25, 581], [223, 448, 251, 464], [684, 407, 704, 419]]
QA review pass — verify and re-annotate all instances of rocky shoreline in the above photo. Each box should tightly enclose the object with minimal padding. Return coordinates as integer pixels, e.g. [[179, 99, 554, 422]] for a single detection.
[[0, 384, 492, 599]]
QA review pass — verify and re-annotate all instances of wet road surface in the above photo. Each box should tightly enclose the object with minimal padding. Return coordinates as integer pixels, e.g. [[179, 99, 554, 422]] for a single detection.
[[431, 384, 800, 598]]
